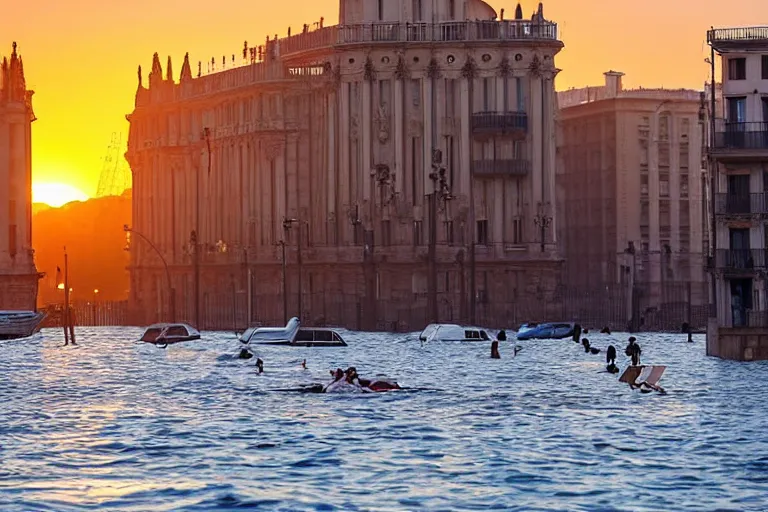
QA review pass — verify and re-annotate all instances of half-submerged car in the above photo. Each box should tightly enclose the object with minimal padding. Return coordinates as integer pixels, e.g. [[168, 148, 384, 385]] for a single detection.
[[516, 322, 575, 341], [239, 317, 347, 347], [419, 323, 492, 342], [140, 323, 201, 345]]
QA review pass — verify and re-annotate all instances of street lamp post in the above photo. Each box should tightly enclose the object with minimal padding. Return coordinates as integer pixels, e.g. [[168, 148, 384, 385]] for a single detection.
[[428, 149, 453, 325], [124, 224, 175, 322], [283, 218, 302, 322], [278, 239, 288, 325], [533, 202, 552, 253], [195, 127, 212, 330]]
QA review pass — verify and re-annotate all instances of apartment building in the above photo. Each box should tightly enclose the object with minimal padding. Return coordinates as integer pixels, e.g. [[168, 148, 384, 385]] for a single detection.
[[707, 27, 768, 360], [557, 72, 708, 318]]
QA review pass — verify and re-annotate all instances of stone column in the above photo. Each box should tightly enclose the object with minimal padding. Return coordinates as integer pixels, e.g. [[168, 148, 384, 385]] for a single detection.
[[362, 79, 372, 206], [422, 77, 433, 201], [0, 118, 9, 267], [529, 73, 543, 249], [649, 111, 661, 291], [340, 82, 351, 241], [459, 78, 471, 199], [328, 91, 337, 233], [394, 78, 405, 197]]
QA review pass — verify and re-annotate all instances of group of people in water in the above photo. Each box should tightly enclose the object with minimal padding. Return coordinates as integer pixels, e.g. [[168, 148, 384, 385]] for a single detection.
[[570, 323, 663, 393]]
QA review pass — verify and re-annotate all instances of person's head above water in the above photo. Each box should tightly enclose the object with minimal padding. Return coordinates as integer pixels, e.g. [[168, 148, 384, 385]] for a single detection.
[[345, 367, 358, 382], [628, 336, 636, 345], [497, 330, 507, 341], [606, 345, 617, 362]]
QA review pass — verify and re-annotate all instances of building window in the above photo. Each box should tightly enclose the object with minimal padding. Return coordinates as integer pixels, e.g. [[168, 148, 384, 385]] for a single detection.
[[660, 177, 670, 197], [727, 97, 747, 123], [681, 174, 689, 198], [449, 0, 455, 19], [476, 220, 489, 245], [412, 0, 422, 21], [8, 224, 16, 257], [763, 55, 768, 80], [382, 220, 391, 246], [482, 78, 491, 111], [513, 217, 523, 244], [445, 220, 454, 245], [413, 220, 423, 246], [445, 79, 455, 117], [378, 0, 383, 20], [516, 77, 524, 111], [728, 58, 746, 81], [411, 79, 421, 107], [640, 174, 649, 196]]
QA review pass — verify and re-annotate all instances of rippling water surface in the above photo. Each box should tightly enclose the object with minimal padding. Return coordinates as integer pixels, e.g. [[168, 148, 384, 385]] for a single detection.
[[1, 328, 768, 511]]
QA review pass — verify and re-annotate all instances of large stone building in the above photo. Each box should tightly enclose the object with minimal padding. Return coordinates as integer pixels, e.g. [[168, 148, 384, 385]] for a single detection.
[[126, 0, 564, 330], [557, 72, 709, 326], [0, 42, 38, 310], [707, 27, 768, 360]]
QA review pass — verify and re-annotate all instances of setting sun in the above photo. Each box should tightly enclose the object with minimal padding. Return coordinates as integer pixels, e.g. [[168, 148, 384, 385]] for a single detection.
[[32, 182, 88, 208]]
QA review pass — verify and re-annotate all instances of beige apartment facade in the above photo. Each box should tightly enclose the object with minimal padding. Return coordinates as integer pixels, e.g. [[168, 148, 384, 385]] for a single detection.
[[557, 71, 709, 326], [707, 27, 768, 360], [0, 42, 38, 310], [126, 0, 565, 330]]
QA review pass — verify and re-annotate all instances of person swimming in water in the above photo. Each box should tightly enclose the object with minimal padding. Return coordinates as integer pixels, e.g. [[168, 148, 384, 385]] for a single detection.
[[572, 323, 582, 343], [256, 358, 264, 374], [625, 337, 641, 366], [606, 345, 619, 373], [344, 367, 401, 392], [582, 338, 600, 354], [491, 340, 501, 359], [600, 326, 611, 335], [238, 348, 253, 359], [497, 330, 507, 342]]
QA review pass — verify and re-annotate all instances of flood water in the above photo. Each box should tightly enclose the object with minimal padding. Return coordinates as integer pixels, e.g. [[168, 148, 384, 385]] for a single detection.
[[1, 328, 767, 511]]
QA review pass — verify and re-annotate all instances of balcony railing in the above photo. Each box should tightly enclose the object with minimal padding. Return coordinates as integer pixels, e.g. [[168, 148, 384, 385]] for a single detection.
[[471, 111, 528, 135], [472, 159, 530, 177], [279, 20, 559, 57], [714, 122, 768, 151], [716, 249, 768, 270], [715, 193, 768, 215], [707, 27, 768, 47]]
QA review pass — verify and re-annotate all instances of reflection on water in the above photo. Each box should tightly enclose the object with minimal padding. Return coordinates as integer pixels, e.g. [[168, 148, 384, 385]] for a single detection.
[[1, 327, 768, 510]]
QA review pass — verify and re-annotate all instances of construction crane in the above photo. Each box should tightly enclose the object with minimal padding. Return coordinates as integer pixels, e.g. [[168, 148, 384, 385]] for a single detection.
[[96, 133, 131, 197]]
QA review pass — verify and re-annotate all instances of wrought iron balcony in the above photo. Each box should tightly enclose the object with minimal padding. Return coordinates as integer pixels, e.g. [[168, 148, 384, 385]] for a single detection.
[[472, 159, 530, 177], [713, 122, 768, 151], [715, 193, 768, 215], [716, 249, 767, 270], [707, 27, 768, 51], [471, 111, 528, 136]]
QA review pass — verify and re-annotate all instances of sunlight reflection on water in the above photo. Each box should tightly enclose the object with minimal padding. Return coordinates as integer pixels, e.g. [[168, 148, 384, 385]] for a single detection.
[[0, 327, 767, 511]]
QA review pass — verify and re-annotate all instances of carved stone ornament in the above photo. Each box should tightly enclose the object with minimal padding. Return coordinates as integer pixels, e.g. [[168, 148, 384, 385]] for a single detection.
[[426, 57, 441, 79], [395, 54, 410, 80], [461, 56, 478, 80], [375, 106, 390, 143], [265, 140, 283, 161], [529, 55, 542, 77], [350, 116, 360, 140], [407, 118, 423, 138], [498, 55, 512, 78], [363, 56, 376, 82]]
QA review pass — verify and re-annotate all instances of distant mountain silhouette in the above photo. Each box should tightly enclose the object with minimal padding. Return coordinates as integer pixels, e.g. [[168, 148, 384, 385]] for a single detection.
[[34, 189, 131, 305], [32, 203, 51, 215]]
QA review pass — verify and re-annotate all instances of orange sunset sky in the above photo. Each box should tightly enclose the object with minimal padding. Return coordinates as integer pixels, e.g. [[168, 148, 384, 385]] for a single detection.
[[1, 0, 765, 205]]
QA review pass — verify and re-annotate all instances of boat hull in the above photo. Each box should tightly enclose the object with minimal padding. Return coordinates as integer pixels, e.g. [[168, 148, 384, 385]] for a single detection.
[[0, 311, 46, 341]]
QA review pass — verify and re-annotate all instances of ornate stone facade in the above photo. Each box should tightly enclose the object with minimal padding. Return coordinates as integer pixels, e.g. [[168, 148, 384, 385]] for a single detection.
[[0, 42, 38, 310], [126, 1, 564, 329]]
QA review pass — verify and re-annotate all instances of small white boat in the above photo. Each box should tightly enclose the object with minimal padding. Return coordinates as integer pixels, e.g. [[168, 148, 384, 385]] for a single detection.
[[0, 310, 45, 340], [239, 317, 347, 347], [140, 323, 201, 345], [418, 323, 492, 342]]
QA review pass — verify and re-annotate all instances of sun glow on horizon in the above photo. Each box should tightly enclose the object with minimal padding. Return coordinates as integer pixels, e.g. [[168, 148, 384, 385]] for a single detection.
[[32, 182, 89, 208]]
